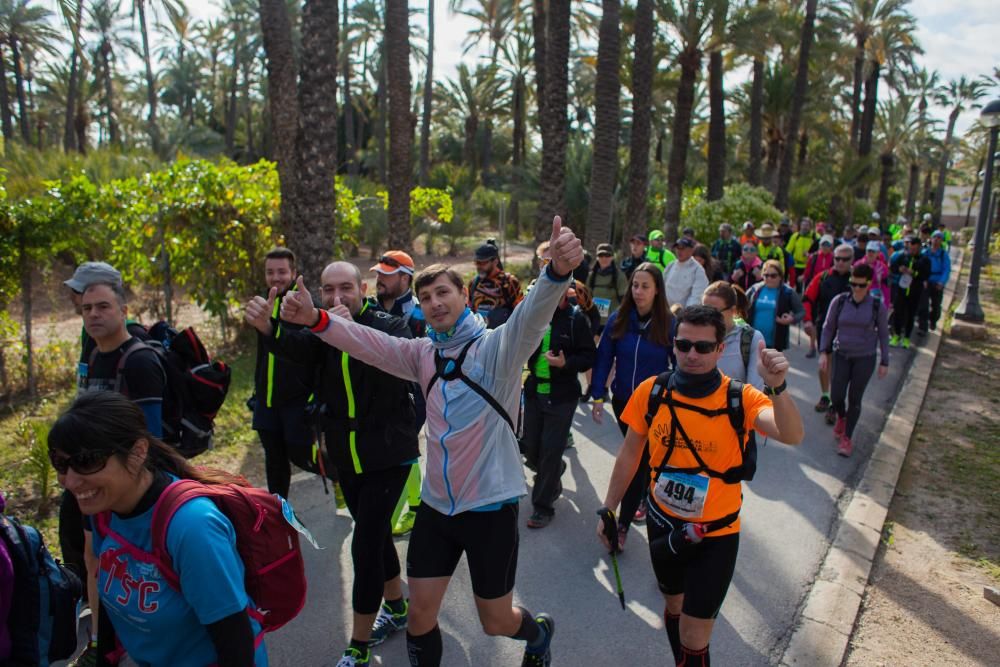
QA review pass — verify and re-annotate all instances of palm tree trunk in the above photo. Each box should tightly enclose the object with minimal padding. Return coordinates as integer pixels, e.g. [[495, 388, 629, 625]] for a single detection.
[[855, 64, 879, 198], [0, 44, 14, 141], [100, 42, 120, 146], [385, 0, 412, 249], [764, 126, 781, 193], [876, 151, 894, 219], [225, 62, 238, 155], [511, 72, 525, 235], [774, 0, 818, 211], [63, 0, 86, 153], [664, 44, 701, 240], [260, 0, 304, 237], [243, 60, 254, 159], [748, 54, 764, 187], [532, 0, 547, 123], [963, 151, 985, 227], [797, 128, 807, 169], [904, 161, 919, 220], [849, 36, 865, 151], [585, 0, 621, 248], [342, 0, 357, 176], [706, 47, 725, 201], [463, 115, 477, 170], [17, 230, 35, 397], [622, 0, 653, 251], [933, 109, 960, 224], [537, 0, 570, 244], [136, 0, 161, 155], [293, 0, 339, 282], [418, 0, 433, 185], [376, 54, 388, 184], [11, 38, 30, 143]]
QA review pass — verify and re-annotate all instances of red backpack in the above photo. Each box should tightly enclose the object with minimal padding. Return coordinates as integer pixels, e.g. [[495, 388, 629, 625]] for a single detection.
[[95, 479, 307, 633]]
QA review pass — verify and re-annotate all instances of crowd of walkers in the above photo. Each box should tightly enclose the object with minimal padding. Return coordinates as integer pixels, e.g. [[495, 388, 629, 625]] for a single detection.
[[0, 211, 956, 667]]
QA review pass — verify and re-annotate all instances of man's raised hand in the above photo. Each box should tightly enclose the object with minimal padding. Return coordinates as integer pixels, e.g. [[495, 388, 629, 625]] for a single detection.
[[330, 296, 352, 321], [756, 339, 790, 388], [280, 276, 319, 326], [548, 215, 584, 277], [243, 286, 277, 335]]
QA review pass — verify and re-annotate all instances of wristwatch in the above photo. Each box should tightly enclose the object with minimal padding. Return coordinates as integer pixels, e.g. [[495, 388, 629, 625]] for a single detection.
[[763, 380, 787, 396]]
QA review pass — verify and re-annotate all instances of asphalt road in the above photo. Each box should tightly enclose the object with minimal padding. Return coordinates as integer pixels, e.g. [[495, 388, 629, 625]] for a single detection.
[[264, 326, 914, 667]]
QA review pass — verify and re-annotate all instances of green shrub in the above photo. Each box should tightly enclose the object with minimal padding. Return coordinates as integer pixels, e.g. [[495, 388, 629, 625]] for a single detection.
[[683, 184, 783, 242]]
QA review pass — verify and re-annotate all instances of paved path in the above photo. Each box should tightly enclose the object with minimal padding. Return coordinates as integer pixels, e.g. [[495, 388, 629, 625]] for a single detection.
[[265, 327, 914, 666]]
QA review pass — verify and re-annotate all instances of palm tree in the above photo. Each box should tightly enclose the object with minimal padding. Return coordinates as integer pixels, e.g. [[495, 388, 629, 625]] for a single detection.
[[901, 66, 938, 219], [57, 0, 86, 152], [88, 0, 134, 147], [497, 22, 533, 234], [584, 0, 620, 248], [418, 0, 433, 184], [873, 93, 918, 218], [536, 0, 570, 244], [932, 76, 987, 223], [705, 0, 729, 201], [774, 0, 818, 211], [437, 63, 503, 173], [622, 0, 653, 251], [1, 0, 62, 145], [0, 38, 12, 140], [385, 0, 411, 249], [746, 0, 772, 187]]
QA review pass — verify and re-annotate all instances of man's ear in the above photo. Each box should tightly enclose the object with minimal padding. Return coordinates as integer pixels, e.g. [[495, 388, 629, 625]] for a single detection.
[[360, 281, 368, 295]]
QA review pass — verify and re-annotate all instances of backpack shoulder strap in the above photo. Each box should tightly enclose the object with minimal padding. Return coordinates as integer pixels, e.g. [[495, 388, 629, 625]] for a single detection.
[[644, 371, 674, 427], [113, 340, 157, 394], [739, 326, 753, 374], [424, 338, 514, 432], [149, 479, 210, 592], [726, 379, 746, 448]]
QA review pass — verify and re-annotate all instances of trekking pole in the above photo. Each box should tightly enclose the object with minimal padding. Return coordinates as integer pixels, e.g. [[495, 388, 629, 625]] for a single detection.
[[596, 508, 626, 609]]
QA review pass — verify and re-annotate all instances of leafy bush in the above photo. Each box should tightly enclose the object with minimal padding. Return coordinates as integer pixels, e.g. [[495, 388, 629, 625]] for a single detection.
[[683, 184, 783, 242]]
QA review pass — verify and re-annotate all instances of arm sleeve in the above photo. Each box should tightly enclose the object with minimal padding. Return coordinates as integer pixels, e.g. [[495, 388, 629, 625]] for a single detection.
[[788, 289, 805, 323], [206, 610, 255, 667], [877, 300, 890, 365], [590, 313, 617, 400], [688, 263, 710, 306], [312, 314, 427, 383], [122, 352, 165, 436], [747, 330, 766, 390], [263, 324, 324, 365], [564, 312, 597, 373], [820, 295, 840, 353], [803, 274, 821, 321], [139, 403, 163, 437]]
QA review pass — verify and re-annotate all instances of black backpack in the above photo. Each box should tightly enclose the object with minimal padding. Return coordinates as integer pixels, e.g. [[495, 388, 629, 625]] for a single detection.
[[0, 504, 82, 666], [95, 324, 232, 458], [737, 324, 754, 376], [425, 337, 514, 432], [643, 371, 757, 485]]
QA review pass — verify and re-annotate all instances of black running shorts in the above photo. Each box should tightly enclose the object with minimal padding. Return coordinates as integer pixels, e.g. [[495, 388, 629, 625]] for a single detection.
[[645, 502, 740, 619], [406, 502, 519, 600]]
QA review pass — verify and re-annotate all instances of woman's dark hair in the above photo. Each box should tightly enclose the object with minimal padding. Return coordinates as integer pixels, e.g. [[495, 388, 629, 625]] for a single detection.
[[703, 280, 749, 320], [414, 263, 464, 294], [611, 262, 671, 347], [852, 263, 874, 281], [49, 393, 245, 486], [676, 305, 727, 344]]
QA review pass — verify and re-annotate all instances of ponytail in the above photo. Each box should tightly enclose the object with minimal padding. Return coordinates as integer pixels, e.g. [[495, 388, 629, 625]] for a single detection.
[[703, 280, 750, 320]]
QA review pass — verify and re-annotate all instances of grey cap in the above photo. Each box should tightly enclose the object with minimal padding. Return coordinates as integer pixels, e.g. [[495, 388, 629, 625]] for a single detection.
[[64, 262, 122, 293]]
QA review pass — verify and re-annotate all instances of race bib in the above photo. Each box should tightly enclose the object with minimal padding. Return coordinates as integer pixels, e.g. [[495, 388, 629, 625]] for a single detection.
[[594, 297, 611, 318], [653, 471, 710, 520], [899, 273, 913, 290]]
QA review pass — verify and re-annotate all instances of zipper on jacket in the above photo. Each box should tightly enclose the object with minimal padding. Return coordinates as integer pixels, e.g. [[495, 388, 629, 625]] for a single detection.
[[266, 294, 282, 408], [340, 300, 370, 474], [439, 380, 457, 514]]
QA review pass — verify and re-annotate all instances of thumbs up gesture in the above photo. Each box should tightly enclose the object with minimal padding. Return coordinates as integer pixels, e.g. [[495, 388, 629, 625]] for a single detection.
[[330, 296, 353, 322], [280, 276, 320, 326], [244, 286, 278, 335], [547, 215, 584, 277], [756, 339, 790, 389]]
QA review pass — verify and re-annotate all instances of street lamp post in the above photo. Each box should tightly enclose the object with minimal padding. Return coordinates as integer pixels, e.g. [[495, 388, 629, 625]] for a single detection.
[[955, 99, 1000, 323]]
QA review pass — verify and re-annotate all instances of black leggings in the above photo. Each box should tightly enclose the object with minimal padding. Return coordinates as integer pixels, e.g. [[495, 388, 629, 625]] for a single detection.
[[613, 395, 649, 534], [830, 353, 877, 438], [338, 464, 410, 614], [891, 285, 923, 338], [257, 429, 292, 499]]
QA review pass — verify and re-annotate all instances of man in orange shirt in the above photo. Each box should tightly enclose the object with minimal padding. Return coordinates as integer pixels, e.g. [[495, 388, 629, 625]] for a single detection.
[[596, 305, 803, 667]]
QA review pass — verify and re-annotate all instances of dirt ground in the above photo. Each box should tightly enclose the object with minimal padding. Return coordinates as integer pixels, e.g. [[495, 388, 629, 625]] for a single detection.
[[845, 256, 1000, 666]]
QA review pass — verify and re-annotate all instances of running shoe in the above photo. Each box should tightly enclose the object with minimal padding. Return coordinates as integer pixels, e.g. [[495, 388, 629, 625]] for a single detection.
[[633, 498, 648, 524], [889, 334, 900, 347], [334, 482, 347, 510], [901, 337, 911, 349], [369, 600, 408, 645], [336, 647, 370, 666], [521, 613, 555, 666], [805, 348, 817, 359], [814, 395, 831, 412], [837, 435, 853, 458], [68, 642, 99, 667], [825, 407, 837, 425], [393, 510, 416, 536], [833, 416, 847, 438], [527, 512, 553, 529]]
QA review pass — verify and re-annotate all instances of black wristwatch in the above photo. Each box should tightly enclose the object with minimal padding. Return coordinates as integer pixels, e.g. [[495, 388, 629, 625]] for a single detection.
[[764, 380, 787, 396]]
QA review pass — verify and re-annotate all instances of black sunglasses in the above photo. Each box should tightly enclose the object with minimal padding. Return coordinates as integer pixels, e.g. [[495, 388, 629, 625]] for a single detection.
[[762, 272, 781, 278], [849, 282, 870, 289], [49, 449, 114, 476], [834, 256, 853, 262], [378, 255, 402, 268], [675, 339, 719, 354]]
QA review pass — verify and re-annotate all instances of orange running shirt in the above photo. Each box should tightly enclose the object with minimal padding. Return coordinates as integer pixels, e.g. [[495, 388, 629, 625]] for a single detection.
[[621, 374, 772, 536]]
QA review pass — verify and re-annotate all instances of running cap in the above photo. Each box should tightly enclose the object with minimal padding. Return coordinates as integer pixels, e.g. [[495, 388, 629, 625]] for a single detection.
[[370, 250, 415, 275], [820, 234, 835, 247], [674, 237, 696, 249], [630, 234, 647, 243], [596, 243, 614, 256], [648, 230, 665, 241], [858, 225, 869, 235], [866, 241, 881, 252], [743, 221, 755, 230], [931, 230, 944, 239], [474, 240, 500, 261], [64, 262, 122, 293]]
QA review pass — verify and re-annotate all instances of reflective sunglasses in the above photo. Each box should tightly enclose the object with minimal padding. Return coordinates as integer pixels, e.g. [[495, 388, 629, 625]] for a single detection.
[[834, 256, 854, 262], [762, 272, 781, 278], [49, 449, 114, 476], [675, 339, 720, 354], [378, 255, 403, 268], [849, 282, 870, 289]]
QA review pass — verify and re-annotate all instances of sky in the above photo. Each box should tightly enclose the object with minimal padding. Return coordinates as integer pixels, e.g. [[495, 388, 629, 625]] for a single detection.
[[182, 0, 1000, 136]]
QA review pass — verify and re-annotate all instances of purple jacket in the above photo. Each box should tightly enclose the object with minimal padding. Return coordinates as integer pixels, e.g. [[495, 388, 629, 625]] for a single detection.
[[821, 292, 890, 365]]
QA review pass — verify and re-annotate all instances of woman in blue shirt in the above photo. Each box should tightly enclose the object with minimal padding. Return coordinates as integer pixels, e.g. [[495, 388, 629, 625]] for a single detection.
[[746, 259, 805, 351], [48, 392, 266, 667], [590, 262, 674, 549]]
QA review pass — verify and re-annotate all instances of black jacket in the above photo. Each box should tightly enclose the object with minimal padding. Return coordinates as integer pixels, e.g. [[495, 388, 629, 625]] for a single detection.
[[524, 305, 597, 403], [265, 302, 420, 474], [253, 285, 318, 409]]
